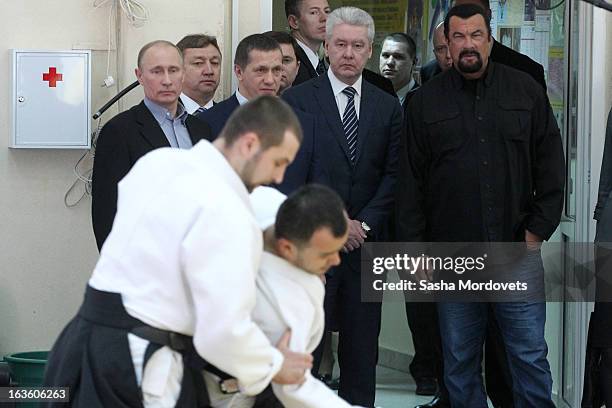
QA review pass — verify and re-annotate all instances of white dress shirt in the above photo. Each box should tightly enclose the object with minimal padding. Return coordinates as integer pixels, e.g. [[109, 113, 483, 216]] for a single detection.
[[89, 140, 283, 397], [206, 252, 362, 408], [296, 39, 320, 73], [235, 89, 249, 105], [180, 92, 214, 114], [327, 69, 363, 120], [396, 79, 416, 106]]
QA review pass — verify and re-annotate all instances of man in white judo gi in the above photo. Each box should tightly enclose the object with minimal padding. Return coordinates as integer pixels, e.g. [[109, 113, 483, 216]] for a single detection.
[[206, 184, 365, 408], [43, 96, 312, 408]]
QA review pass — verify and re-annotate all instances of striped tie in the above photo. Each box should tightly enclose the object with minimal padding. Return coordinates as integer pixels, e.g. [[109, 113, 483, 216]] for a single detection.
[[342, 86, 358, 162], [194, 106, 206, 115]]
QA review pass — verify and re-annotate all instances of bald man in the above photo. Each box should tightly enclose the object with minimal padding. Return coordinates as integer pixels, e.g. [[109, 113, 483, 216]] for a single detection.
[[419, 22, 452, 85]]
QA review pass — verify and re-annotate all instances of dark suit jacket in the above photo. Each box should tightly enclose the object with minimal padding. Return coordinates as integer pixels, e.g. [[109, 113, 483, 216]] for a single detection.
[[283, 73, 402, 246], [419, 59, 442, 84], [195, 94, 240, 140], [491, 40, 547, 91], [292, 44, 396, 97], [91, 101, 210, 250], [195, 94, 318, 194], [294, 45, 318, 87]]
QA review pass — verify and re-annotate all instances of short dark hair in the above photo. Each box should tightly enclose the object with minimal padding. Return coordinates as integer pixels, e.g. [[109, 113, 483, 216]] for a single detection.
[[263, 31, 300, 60], [444, 3, 492, 39], [275, 184, 347, 246], [234, 34, 283, 68], [220, 96, 302, 149], [285, 0, 304, 18], [384, 32, 417, 61], [137, 40, 182, 69], [176, 34, 221, 56]]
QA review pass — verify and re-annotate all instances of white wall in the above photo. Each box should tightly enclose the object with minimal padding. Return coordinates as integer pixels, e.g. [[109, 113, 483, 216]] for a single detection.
[[0, 0, 228, 358], [119, 1, 228, 110], [0, 1, 113, 357], [588, 7, 612, 244]]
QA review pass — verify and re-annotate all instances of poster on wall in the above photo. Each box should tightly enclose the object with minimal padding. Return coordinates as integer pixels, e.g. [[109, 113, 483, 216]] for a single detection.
[[520, 26, 536, 59], [407, 0, 425, 61], [331, 0, 408, 34], [547, 47, 564, 108], [499, 27, 522, 50], [524, 0, 536, 21], [497, 0, 524, 26], [534, 11, 551, 72], [549, 4, 565, 47], [421, 0, 451, 62], [490, 0, 499, 35]]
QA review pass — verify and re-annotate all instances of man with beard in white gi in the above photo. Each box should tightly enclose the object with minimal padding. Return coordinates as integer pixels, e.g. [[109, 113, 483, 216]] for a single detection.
[[206, 184, 368, 408], [43, 96, 312, 408]]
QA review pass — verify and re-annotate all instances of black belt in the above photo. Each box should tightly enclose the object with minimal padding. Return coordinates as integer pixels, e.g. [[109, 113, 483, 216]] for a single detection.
[[130, 325, 238, 393], [131, 325, 192, 352], [80, 286, 238, 395]]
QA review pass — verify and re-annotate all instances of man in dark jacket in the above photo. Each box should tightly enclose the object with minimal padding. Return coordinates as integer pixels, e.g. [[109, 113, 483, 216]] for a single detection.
[[284, 7, 402, 406], [420, 22, 453, 85], [91, 40, 210, 251], [397, 5, 564, 407]]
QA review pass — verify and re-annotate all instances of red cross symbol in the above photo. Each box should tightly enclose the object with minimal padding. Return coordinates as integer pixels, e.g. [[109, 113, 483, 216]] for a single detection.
[[42, 67, 63, 87]]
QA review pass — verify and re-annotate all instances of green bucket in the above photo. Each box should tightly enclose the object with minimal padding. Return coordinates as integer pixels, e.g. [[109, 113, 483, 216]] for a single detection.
[[4, 351, 48, 387]]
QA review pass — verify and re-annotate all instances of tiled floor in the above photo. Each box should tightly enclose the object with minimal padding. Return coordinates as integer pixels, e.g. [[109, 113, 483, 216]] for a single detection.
[[375, 366, 433, 407], [373, 366, 494, 407]]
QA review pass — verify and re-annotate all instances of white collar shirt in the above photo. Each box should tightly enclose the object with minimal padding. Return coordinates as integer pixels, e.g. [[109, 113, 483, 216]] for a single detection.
[[89, 140, 282, 395], [328, 68, 363, 120], [180, 93, 214, 114], [296, 39, 321, 72], [397, 78, 416, 106], [235, 90, 249, 105]]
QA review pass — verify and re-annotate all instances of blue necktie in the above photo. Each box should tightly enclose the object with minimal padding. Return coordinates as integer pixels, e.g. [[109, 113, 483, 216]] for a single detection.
[[342, 86, 358, 162], [194, 106, 206, 115]]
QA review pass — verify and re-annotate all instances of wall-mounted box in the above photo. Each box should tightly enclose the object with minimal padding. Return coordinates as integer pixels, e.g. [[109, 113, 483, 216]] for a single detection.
[[10, 49, 91, 149]]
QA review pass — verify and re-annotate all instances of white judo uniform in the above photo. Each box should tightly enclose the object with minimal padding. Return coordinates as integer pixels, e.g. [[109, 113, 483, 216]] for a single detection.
[[204, 187, 359, 408], [88, 141, 283, 406]]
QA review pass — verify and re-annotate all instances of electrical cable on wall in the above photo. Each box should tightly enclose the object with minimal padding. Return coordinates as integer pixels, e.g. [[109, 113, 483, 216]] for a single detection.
[[64, 119, 104, 208], [65, 0, 148, 208], [93, 0, 149, 27]]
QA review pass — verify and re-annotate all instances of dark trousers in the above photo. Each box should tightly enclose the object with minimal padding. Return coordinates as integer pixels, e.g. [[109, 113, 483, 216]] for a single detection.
[[43, 286, 209, 407], [405, 302, 445, 390], [314, 260, 382, 408]]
